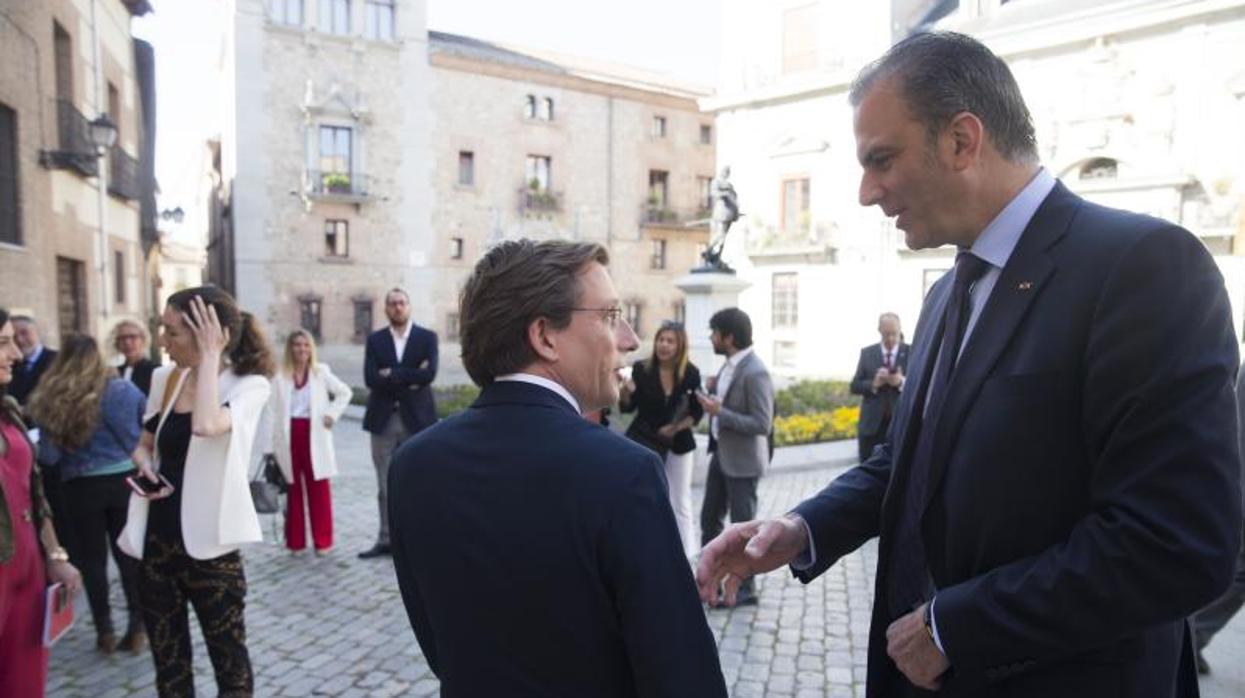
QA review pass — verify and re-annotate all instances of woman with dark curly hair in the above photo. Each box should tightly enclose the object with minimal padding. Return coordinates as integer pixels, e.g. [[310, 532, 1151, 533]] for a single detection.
[[28, 334, 147, 655], [116, 287, 273, 697], [0, 307, 82, 697]]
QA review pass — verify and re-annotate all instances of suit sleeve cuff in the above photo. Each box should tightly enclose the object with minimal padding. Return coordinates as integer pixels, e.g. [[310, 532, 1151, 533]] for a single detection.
[[788, 512, 817, 571]]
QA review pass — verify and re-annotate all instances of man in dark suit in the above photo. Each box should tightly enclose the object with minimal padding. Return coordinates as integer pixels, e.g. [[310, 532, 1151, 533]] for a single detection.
[[9, 315, 57, 405], [697, 32, 1240, 698], [359, 288, 437, 559], [388, 239, 726, 696], [112, 319, 158, 396], [850, 312, 910, 462]]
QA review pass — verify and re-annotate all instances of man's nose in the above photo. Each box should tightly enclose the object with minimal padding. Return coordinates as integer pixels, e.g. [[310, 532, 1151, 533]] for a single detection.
[[859, 172, 881, 208], [618, 321, 640, 354]]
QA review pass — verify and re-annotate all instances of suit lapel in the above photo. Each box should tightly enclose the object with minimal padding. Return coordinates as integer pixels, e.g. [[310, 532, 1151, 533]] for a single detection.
[[880, 277, 953, 523], [922, 183, 1080, 512]]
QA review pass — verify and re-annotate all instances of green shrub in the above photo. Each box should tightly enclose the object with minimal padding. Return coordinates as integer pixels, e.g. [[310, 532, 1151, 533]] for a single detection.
[[434, 384, 481, 419], [774, 379, 857, 417]]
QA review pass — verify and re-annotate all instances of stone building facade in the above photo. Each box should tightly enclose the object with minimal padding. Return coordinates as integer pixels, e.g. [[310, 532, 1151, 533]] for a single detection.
[[427, 33, 715, 384], [0, 0, 156, 345], [215, 0, 434, 383], [707, 0, 1245, 381]]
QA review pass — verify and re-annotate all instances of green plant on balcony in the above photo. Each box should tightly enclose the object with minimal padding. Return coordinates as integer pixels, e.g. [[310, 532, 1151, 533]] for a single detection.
[[323, 172, 352, 193]]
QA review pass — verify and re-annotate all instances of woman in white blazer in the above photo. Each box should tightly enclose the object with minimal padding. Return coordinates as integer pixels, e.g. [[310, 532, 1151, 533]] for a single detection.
[[118, 287, 273, 698], [269, 329, 351, 555]]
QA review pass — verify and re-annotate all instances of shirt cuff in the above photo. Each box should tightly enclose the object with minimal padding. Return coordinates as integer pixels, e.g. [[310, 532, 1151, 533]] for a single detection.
[[788, 513, 817, 571], [929, 596, 946, 655]]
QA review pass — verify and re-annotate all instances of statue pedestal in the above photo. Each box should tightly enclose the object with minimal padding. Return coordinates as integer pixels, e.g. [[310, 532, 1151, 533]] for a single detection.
[[674, 272, 752, 382]]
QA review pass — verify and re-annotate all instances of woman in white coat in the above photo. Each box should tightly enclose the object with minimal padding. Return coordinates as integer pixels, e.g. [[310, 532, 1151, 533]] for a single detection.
[[119, 286, 273, 697], [269, 329, 351, 555]]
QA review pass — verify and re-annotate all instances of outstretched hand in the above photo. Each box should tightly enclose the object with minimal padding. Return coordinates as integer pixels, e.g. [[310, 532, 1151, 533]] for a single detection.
[[695, 515, 809, 606]]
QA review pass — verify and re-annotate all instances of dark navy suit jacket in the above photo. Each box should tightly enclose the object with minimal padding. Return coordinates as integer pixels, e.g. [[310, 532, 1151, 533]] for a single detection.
[[10, 347, 57, 405], [849, 342, 911, 438], [388, 380, 727, 697], [793, 183, 1242, 698], [362, 324, 438, 435]]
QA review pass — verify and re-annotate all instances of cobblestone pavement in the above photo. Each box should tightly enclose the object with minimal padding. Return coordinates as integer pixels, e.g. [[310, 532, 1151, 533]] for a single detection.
[[51, 423, 1244, 697]]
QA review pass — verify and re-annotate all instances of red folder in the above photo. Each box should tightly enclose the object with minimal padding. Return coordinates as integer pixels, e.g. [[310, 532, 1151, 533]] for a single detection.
[[43, 582, 74, 647]]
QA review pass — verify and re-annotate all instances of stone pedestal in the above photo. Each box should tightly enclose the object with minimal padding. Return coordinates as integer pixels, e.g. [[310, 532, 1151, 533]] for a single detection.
[[674, 271, 752, 385]]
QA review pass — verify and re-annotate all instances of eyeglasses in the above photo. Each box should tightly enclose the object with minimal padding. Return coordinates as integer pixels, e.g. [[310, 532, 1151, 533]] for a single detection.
[[116, 334, 143, 341], [571, 306, 625, 328]]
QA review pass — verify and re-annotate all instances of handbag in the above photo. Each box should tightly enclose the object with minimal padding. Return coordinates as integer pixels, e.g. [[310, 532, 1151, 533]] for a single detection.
[[250, 454, 286, 515]]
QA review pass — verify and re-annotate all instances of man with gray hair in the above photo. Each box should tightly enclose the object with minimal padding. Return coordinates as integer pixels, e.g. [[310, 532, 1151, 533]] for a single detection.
[[698, 32, 1239, 697], [9, 314, 57, 405], [388, 239, 726, 695]]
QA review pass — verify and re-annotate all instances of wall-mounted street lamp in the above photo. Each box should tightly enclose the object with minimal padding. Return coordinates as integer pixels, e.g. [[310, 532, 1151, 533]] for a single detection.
[[160, 207, 185, 224], [88, 113, 118, 152]]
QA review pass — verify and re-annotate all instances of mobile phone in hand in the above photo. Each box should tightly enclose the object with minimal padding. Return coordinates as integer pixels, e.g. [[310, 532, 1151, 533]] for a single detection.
[[126, 473, 173, 497]]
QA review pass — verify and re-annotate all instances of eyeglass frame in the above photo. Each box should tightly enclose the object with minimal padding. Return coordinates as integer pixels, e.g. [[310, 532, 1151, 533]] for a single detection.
[[570, 306, 626, 328]]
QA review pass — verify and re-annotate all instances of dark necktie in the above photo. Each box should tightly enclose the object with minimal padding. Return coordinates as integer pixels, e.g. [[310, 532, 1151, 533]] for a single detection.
[[887, 251, 990, 615]]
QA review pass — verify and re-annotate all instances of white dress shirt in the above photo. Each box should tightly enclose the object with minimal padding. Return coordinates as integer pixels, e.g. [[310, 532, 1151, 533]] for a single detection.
[[390, 321, 411, 362], [495, 373, 581, 414]]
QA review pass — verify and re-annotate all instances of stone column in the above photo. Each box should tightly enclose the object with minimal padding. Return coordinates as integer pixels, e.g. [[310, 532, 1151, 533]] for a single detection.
[[674, 271, 752, 383]]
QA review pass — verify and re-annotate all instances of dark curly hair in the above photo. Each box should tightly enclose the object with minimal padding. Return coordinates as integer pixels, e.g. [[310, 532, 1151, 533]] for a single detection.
[[166, 286, 274, 377]]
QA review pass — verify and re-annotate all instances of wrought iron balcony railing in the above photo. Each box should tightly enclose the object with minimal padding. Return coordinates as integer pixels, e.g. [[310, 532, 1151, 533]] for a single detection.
[[108, 145, 141, 200], [40, 99, 100, 177], [519, 187, 562, 213], [307, 170, 370, 201]]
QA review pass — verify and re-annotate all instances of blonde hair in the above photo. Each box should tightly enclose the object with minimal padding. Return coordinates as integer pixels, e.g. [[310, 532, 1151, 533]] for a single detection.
[[27, 334, 115, 450], [109, 318, 149, 352], [282, 329, 319, 376], [644, 322, 689, 386]]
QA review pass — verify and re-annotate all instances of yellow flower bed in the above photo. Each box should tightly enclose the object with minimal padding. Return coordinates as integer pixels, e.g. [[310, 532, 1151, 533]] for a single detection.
[[774, 406, 860, 446]]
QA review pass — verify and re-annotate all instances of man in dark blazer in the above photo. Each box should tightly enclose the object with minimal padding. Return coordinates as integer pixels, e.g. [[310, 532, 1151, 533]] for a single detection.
[[850, 313, 910, 462], [9, 315, 57, 405], [388, 239, 726, 696], [359, 288, 437, 559], [112, 319, 158, 396], [697, 33, 1240, 698]]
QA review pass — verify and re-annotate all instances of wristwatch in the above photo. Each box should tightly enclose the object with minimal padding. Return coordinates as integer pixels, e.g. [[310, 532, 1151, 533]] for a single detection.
[[46, 546, 70, 563]]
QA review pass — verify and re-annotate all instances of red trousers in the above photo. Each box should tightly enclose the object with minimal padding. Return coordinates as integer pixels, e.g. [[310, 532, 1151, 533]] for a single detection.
[[285, 418, 334, 551]]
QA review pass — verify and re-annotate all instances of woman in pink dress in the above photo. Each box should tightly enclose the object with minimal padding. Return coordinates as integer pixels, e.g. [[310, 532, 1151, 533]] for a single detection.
[[0, 306, 82, 696]]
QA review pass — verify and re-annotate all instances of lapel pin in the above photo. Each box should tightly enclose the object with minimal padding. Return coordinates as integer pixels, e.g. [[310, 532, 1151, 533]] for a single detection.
[[1017, 281, 1034, 291]]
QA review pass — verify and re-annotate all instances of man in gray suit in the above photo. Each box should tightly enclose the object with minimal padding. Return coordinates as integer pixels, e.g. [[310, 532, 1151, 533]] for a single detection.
[[697, 307, 774, 606]]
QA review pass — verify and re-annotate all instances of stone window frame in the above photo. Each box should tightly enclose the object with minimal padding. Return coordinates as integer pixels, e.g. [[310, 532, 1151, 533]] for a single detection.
[[772, 272, 799, 329], [269, 0, 304, 26]]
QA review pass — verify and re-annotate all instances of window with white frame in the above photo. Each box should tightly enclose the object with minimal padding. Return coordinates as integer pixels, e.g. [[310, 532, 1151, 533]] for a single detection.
[[539, 97, 554, 120], [457, 151, 474, 186], [525, 155, 551, 191], [270, 0, 303, 25], [651, 115, 667, 138], [651, 239, 667, 270], [320, 0, 350, 35], [450, 237, 464, 260], [772, 272, 798, 329], [365, 0, 394, 39], [318, 125, 353, 191], [324, 219, 349, 257], [524, 95, 537, 119], [782, 4, 817, 74], [782, 177, 810, 233]]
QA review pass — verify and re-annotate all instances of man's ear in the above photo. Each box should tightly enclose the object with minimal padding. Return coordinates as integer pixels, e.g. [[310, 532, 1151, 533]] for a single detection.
[[527, 317, 559, 362], [946, 111, 984, 170]]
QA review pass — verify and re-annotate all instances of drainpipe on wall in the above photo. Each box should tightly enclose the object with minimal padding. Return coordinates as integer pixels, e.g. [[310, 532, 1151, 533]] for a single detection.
[[90, 0, 111, 327]]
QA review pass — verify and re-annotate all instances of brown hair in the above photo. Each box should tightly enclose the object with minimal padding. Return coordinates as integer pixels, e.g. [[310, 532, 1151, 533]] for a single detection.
[[27, 334, 114, 450], [459, 239, 609, 386], [645, 321, 689, 386], [167, 286, 275, 377]]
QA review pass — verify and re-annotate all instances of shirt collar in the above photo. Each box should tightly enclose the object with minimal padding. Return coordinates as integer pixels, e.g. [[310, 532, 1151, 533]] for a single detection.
[[389, 321, 411, 339], [495, 373, 581, 413], [26, 344, 45, 366], [727, 346, 753, 368], [968, 167, 1056, 270]]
